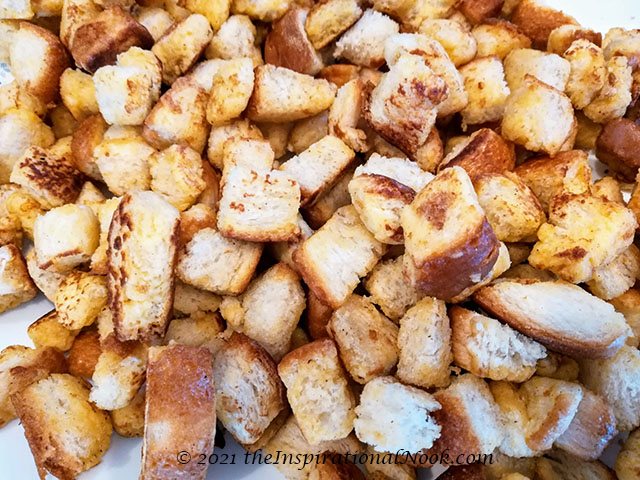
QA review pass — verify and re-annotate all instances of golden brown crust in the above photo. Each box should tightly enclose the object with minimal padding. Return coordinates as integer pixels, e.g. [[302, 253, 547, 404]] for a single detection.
[[439, 129, 516, 183], [527, 393, 576, 451], [317, 64, 361, 88], [9, 348, 68, 397], [70, 6, 153, 73], [68, 330, 102, 379], [71, 114, 108, 181], [306, 288, 334, 340], [595, 118, 640, 183], [197, 160, 220, 211], [142, 345, 216, 480], [511, 0, 579, 49], [459, 0, 504, 24]]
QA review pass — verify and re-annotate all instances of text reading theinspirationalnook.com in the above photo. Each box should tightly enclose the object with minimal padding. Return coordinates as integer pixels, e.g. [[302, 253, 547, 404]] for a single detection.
[[175, 450, 494, 470]]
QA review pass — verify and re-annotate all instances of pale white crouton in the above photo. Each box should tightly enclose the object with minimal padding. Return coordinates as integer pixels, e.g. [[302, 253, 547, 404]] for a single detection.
[[221, 138, 274, 181], [206, 58, 254, 126], [94, 137, 156, 196], [135, 7, 174, 41], [207, 118, 263, 169], [419, 19, 477, 67], [504, 48, 571, 92], [587, 245, 640, 301], [584, 56, 633, 124], [603, 27, 640, 65], [0, 0, 33, 18], [459, 56, 510, 128], [472, 19, 532, 60], [205, 15, 263, 66], [563, 39, 606, 110]]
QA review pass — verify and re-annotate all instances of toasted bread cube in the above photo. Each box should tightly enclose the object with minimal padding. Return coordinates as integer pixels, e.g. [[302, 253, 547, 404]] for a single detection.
[[472, 19, 532, 60], [231, 0, 291, 22], [59, 68, 99, 121], [536, 449, 617, 480], [220, 137, 274, 181], [587, 245, 640, 300], [529, 194, 636, 284], [256, 121, 293, 159], [0, 82, 46, 118], [456, 0, 502, 24], [219, 263, 305, 360], [504, 48, 570, 92], [268, 214, 312, 272], [0, 214, 22, 248], [419, 19, 477, 67], [0, 0, 32, 17], [205, 58, 254, 126], [334, 9, 398, 68], [317, 63, 361, 88], [107, 192, 180, 341], [510, 0, 578, 49], [213, 332, 286, 443], [278, 339, 356, 444], [536, 350, 579, 382], [474, 279, 631, 359], [70, 6, 153, 74], [584, 56, 633, 124], [363, 445, 417, 479], [54, 271, 107, 330], [173, 281, 221, 318], [294, 205, 386, 309], [328, 79, 370, 153], [354, 376, 441, 454], [94, 137, 155, 195], [109, 387, 144, 438], [165, 313, 225, 355], [610, 289, 640, 348], [135, 6, 173, 41], [0, 244, 36, 314], [152, 14, 213, 84], [514, 150, 591, 213], [265, 7, 323, 76], [301, 164, 354, 229], [305, 0, 362, 50], [563, 39, 606, 110], [205, 15, 263, 66], [24, 249, 67, 301], [502, 75, 576, 155], [397, 297, 452, 389], [327, 295, 398, 384], [616, 428, 640, 480], [142, 345, 216, 479], [186, 0, 229, 30], [93, 47, 162, 126], [451, 306, 547, 382], [143, 76, 210, 153], [11, 373, 111, 478], [89, 197, 120, 274], [475, 171, 546, 242], [280, 135, 355, 206], [149, 144, 205, 212], [603, 27, 640, 66], [76, 181, 106, 206], [547, 24, 602, 55], [459, 56, 510, 128], [34, 204, 100, 273], [9, 22, 70, 106], [288, 112, 328, 155], [59, 0, 100, 48], [206, 118, 263, 169], [401, 166, 500, 301], [348, 154, 433, 244], [67, 330, 101, 378], [4, 190, 44, 241], [595, 119, 640, 183], [177, 226, 263, 295], [71, 113, 107, 181], [247, 65, 336, 123]]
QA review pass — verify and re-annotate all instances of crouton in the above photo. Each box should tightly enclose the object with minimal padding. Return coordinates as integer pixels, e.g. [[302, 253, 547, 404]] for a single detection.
[[419, 19, 477, 67], [547, 24, 602, 55], [165, 313, 225, 355], [70, 114, 107, 181], [177, 226, 263, 295], [609, 289, 640, 348], [529, 193, 636, 283], [426, 374, 503, 460], [142, 345, 216, 479], [510, 0, 578, 49], [9, 22, 70, 106], [151, 14, 212, 84], [562, 40, 606, 110], [472, 19, 532, 60], [34, 204, 100, 273], [107, 192, 180, 342], [197, 161, 220, 210], [135, 6, 173, 41], [326, 295, 398, 384], [354, 376, 441, 454], [0, 0, 33, 17], [268, 214, 313, 272], [309, 457, 366, 479], [206, 58, 255, 126], [328, 79, 369, 152], [535, 449, 616, 480], [59, 69, 99, 121], [67, 330, 101, 378], [94, 137, 155, 195], [93, 47, 162, 127], [504, 48, 570, 94], [54, 272, 107, 330], [536, 351, 579, 382], [278, 339, 356, 444], [294, 205, 386, 309], [595, 118, 640, 183], [213, 332, 286, 443], [264, 7, 323, 76], [474, 279, 631, 358], [257, 122, 293, 159], [0, 244, 36, 313], [305, 0, 362, 50], [70, 6, 153, 74], [247, 64, 336, 123], [89, 198, 120, 275], [0, 82, 46, 118], [289, 111, 329, 155], [401, 166, 500, 301], [603, 27, 640, 67], [439, 129, 515, 183], [456, 0, 502, 24], [586, 245, 640, 300], [584, 56, 633, 124], [364, 256, 420, 322], [591, 176, 624, 205], [110, 387, 144, 438], [205, 15, 262, 66], [11, 373, 111, 479], [395, 297, 452, 389], [0, 214, 21, 249], [231, 0, 291, 22], [173, 280, 221, 318], [24, 249, 66, 301], [475, 171, 545, 243], [186, 0, 229, 31], [207, 118, 263, 169], [219, 263, 305, 361], [579, 344, 640, 431], [220, 137, 274, 182], [616, 427, 640, 480], [459, 56, 510, 128], [76, 181, 105, 206], [59, 0, 100, 48], [317, 64, 361, 88], [501, 75, 576, 155], [143, 76, 210, 154], [301, 164, 354, 229], [502, 263, 556, 283]]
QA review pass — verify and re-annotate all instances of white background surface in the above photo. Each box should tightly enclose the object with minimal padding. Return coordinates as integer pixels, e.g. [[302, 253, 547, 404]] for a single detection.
[[0, 1, 638, 478]]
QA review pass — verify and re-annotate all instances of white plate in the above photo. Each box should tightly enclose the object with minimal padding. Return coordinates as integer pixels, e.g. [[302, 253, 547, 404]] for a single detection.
[[0, 2, 637, 478]]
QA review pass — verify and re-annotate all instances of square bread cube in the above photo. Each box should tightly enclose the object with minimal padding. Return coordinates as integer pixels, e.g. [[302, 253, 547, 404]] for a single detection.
[[293, 205, 386, 309], [587, 245, 640, 300], [563, 39, 606, 110], [59, 68, 99, 121], [547, 24, 602, 55], [278, 339, 356, 445], [110, 387, 145, 438], [207, 119, 264, 169], [176, 226, 263, 295], [217, 166, 301, 242], [583, 55, 633, 124], [504, 48, 571, 92], [186, 0, 230, 31], [354, 376, 441, 454], [142, 345, 216, 479], [206, 58, 255, 126], [94, 137, 156, 196], [511, 0, 578, 49], [107, 191, 180, 342], [459, 56, 511, 127], [328, 78, 370, 153], [0, 244, 37, 314], [206, 15, 263, 66], [327, 295, 399, 384], [221, 138, 274, 181], [609, 289, 640, 348], [27, 310, 78, 352], [472, 19, 532, 60], [305, 0, 362, 50], [11, 373, 112, 479], [231, 0, 291, 22], [55, 271, 107, 330]]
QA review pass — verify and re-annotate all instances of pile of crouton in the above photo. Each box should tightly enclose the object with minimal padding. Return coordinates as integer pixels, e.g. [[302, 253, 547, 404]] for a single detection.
[[1, 0, 640, 478]]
